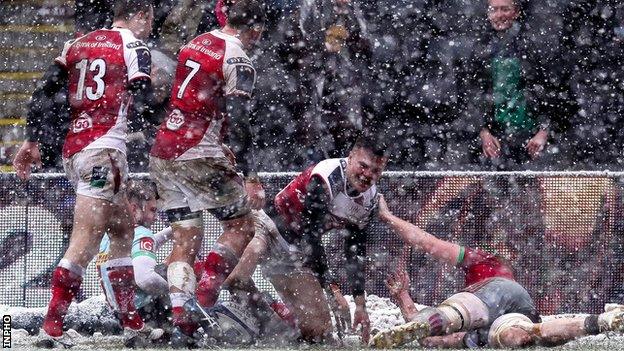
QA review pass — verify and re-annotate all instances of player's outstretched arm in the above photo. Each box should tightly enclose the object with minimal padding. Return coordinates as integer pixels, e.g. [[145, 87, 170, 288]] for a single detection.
[[377, 195, 461, 267], [385, 270, 419, 322], [344, 225, 370, 343], [300, 176, 333, 287], [326, 283, 352, 337]]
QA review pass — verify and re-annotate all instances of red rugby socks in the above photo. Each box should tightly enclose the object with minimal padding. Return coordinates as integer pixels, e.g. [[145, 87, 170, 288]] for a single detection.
[[107, 259, 144, 331], [42, 261, 84, 337], [170, 292, 198, 335], [196, 248, 238, 307]]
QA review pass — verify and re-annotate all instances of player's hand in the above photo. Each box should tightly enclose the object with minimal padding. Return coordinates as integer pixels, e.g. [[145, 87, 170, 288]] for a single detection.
[[385, 269, 410, 298], [526, 129, 548, 159], [353, 295, 370, 344], [245, 177, 265, 210], [327, 284, 352, 338], [377, 194, 392, 222], [12, 141, 42, 180], [480, 129, 500, 158]]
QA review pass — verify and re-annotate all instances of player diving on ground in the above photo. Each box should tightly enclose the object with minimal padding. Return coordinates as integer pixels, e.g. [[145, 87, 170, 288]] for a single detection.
[[371, 195, 624, 348]]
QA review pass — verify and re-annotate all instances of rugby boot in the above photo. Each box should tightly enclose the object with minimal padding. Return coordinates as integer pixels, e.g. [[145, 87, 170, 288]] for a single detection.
[[34, 329, 79, 349], [369, 321, 430, 349], [599, 304, 624, 333], [123, 325, 166, 348], [183, 297, 223, 340]]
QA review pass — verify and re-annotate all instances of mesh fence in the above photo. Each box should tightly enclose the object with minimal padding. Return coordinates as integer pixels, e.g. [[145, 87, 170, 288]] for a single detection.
[[1, 172, 624, 315]]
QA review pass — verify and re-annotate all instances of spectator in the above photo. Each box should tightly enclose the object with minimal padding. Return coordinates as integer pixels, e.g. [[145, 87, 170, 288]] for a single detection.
[[159, 0, 221, 57], [560, 0, 624, 169], [467, 0, 555, 170], [298, 0, 372, 159]]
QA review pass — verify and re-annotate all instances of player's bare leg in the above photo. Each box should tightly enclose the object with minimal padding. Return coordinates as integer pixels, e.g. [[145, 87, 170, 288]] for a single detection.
[[106, 196, 135, 260], [195, 213, 255, 308], [166, 213, 204, 338], [62, 196, 114, 266], [40, 195, 113, 345], [370, 292, 489, 348], [534, 317, 596, 346], [489, 307, 624, 349], [269, 272, 333, 343], [106, 197, 146, 333]]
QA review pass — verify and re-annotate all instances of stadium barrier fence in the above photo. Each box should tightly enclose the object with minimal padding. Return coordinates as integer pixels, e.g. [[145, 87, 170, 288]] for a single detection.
[[1, 171, 623, 315]]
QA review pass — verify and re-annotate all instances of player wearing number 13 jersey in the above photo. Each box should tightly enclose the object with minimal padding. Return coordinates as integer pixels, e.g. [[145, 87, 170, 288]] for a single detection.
[[12, 0, 160, 347], [58, 26, 152, 158]]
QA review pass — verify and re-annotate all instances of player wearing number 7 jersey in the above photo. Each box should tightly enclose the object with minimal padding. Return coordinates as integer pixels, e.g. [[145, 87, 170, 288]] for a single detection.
[[149, 0, 266, 345], [12, 0, 159, 348]]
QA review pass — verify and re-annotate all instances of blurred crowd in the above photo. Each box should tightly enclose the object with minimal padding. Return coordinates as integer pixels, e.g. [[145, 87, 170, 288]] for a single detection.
[[40, 0, 624, 172]]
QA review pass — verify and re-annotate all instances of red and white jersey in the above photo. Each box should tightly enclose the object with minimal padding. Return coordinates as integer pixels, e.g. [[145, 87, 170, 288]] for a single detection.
[[275, 158, 379, 232], [150, 30, 256, 160], [459, 247, 516, 289], [56, 28, 151, 158]]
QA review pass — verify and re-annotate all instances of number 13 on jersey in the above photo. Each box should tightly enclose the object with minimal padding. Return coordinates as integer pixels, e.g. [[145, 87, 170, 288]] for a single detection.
[[75, 58, 106, 101]]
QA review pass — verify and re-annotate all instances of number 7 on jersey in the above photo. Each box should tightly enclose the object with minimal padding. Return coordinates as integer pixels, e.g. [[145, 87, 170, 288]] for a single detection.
[[177, 59, 201, 99]]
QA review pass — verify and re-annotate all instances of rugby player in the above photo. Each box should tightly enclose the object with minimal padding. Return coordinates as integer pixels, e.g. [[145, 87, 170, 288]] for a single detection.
[[148, 0, 266, 343], [96, 180, 172, 341], [195, 134, 388, 344], [266, 134, 388, 343], [371, 196, 624, 348], [13, 0, 158, 347]]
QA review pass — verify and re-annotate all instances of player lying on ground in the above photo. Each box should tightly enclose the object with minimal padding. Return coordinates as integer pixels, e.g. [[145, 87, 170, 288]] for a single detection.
[[386, 269, 624, 348], [370, 195, 624, 348], [148, 0, 267, 345], [190, 134, 389, 344], [13, 0, 160, 347], [96, 180, 173, 341]]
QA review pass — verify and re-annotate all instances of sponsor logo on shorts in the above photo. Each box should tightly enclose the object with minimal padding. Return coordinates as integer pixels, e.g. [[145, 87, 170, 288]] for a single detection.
[[2, 315, 10, 348], [139, 237, 154, 252], [90, 166, 109, 188], [72, 113, 93, 133], [166, 109, 185, 131]]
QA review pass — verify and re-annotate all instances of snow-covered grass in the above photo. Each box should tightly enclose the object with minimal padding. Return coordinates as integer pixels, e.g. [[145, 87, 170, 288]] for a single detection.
[[3, 294, 624, 350]]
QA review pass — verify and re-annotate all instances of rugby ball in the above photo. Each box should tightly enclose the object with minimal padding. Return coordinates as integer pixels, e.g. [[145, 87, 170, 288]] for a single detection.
[[210, 301, 260, 344]]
